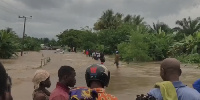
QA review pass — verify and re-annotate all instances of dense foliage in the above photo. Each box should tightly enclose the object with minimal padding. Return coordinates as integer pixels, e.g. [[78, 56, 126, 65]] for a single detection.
[[0, 28, 19, 58], [0, 28, 58, 59], [57, 9, 200, 63], [2, 9, 200, 63]]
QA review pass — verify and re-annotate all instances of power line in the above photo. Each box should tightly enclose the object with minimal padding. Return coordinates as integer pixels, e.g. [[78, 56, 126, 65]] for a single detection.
[[1, 0, 21, 11], [18, 16, 32, 56], [0, 2, 19, 16]]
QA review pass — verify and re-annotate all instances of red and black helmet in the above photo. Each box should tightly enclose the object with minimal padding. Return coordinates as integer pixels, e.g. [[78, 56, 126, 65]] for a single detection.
[[85, 64, 110, 87]]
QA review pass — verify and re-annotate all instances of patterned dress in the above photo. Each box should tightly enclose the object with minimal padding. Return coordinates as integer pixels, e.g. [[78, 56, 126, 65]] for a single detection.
[[70, 87, 98, 100], [93, 88, 118, 100]]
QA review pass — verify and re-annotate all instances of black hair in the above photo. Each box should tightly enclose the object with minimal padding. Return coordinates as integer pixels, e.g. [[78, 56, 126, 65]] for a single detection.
[[58, 66, 75, 81], [0, 62, 7, 98], [90, 80, 104, 88]]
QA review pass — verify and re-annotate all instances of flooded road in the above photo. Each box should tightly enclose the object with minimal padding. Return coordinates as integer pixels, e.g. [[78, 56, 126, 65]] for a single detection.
[[1, 50, 200, 100]]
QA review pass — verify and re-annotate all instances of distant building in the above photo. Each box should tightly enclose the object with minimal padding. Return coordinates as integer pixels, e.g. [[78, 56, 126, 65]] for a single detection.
[[40, 44, 50, 50]]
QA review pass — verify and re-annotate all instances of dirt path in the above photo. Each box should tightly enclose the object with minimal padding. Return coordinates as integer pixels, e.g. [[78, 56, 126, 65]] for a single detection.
[[1, 50, 200, 100]]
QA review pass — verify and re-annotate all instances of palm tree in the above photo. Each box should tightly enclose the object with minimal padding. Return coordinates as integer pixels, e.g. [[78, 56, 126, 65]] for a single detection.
[[113, 12, 123, 29], [123, 14, 145, 25], [5, 27, 16, 34], [123, 14, 132, 23], [0, 29, 18, 59], [132, 15, 145, 25], [93, 9, 123, 30], [152, 21, 171, 34], [175, 17, 200, 36]]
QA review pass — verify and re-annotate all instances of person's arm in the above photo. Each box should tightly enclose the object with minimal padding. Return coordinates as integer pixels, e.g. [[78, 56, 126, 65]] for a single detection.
[[5, 92, 13, 100], [34, 93, 46, 100], [147, 88, 161, 100], [193, 79, 200, 93], [51, 95, 67, 100]]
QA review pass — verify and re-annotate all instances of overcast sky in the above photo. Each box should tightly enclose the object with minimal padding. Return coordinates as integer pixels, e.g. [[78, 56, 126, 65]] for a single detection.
[[0, 0, 200, 39]]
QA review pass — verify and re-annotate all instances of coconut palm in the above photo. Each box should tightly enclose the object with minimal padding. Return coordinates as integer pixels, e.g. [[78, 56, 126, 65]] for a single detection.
[[175, 17, 200, 36], [152, 21, 171, 34], [123, 14, 145, 25], [132, 15, 145, 25], [123, 14, 132, 23], [94, 9, 123, 30]]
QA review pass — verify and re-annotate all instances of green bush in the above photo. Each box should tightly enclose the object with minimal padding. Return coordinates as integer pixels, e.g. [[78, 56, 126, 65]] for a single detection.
[[97, 25, 131, 54], [0, 30, 18, 59], [118, 42, 133, 63], [23, 37, 42, 51], [118, 25, 151, 62], [96, 45, 104, 52], [177, 53, 200, 63], [146, 33, 174, 61]]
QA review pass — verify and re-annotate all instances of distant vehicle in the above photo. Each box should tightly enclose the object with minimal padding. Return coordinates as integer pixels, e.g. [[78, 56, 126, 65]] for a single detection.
[[54, 49, 64, 54], [60, 50, 64, 54], [54, 49, 60, 53], [56, 49, 60, 51]]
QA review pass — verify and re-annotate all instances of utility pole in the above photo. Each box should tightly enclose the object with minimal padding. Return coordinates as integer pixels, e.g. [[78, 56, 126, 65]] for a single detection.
[[19, 16, 32, 56]]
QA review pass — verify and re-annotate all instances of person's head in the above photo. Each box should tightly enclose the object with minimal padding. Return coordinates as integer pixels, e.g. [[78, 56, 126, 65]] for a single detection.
[[116, 51, 119, 54], [58, 66, 76, 87], [0, 62, 12, 100], [32, 70, 51, 90], [85, 64, 110, 89], [160, 58, 182, 81]]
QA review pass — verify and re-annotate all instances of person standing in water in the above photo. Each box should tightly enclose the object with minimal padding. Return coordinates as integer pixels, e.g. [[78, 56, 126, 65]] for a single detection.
[[100, 52, 105, 64], [86, 49, 89, 57], [114, 51, 120, 68], [32, 69, 51, 100]]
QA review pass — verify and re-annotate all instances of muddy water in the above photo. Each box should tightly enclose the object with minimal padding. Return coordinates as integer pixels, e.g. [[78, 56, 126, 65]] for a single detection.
[[1, 50, 200, 100]]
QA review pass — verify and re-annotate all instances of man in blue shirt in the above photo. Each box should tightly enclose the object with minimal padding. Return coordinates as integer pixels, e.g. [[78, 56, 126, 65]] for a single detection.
[[193, 79, 200, 93], [148, 58, 200, 100]]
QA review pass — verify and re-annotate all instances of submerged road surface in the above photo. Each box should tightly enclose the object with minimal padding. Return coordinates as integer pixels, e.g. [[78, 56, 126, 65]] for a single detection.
[[1, 50, 200, 100]]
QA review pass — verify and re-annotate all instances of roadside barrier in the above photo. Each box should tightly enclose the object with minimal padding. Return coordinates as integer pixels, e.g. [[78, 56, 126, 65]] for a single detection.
[[40, 57, 51, 67]]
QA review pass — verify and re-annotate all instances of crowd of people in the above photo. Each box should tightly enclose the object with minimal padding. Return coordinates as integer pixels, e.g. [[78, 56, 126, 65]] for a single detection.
[[1, 58, 200, 100], [83, 50, 120, 68], [32, 64, 117, 100]]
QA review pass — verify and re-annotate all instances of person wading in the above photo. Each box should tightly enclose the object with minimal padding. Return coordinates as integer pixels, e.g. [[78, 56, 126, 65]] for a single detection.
[[50, 66, 76, 100], [148, 58, 200, 100], [85, 64, 118, 100], [86, 49, 89, 57], [100, 52, 105, 64], [114, 51, 120, 68], [32, 69, 51, 100]]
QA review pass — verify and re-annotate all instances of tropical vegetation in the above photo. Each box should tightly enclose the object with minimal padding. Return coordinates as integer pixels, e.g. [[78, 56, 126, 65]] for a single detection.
[[0, 28, 58, 59], [2, 9, 200, 64], [57, 9, 200, 63]]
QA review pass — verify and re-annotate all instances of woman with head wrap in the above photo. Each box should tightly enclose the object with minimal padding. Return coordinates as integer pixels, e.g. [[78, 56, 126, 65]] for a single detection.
[[32, 69, 51, 100]]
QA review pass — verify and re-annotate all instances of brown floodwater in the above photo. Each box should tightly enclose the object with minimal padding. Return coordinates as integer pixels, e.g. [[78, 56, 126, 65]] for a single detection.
[[1, 50, 200, 100]]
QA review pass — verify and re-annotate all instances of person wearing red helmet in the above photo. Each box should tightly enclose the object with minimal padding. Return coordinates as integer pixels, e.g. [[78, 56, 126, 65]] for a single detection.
[[85, 64, 118, 100]]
